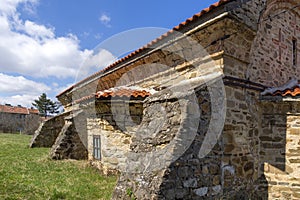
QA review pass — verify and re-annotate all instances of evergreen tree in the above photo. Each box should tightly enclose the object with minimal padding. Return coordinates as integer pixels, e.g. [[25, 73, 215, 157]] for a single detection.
[[49, 101, 61, 115], [32, 93, 61, 117]]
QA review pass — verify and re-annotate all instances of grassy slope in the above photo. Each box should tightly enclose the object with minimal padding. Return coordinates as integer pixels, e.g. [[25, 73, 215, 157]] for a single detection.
[[0, 133, 117, 200]]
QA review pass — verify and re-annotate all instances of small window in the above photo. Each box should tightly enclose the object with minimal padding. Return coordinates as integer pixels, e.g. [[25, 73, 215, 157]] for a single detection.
[[293, 38, 297, 66], [93, 135, 101, 160]]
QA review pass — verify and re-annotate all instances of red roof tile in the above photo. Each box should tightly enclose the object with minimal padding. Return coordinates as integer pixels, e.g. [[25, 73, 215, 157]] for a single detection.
[[96, 88, 151, 99], [57, 0, 232, 98], [264, 86, 300, 97], [0, 105, 39, 115], [282, 87, 300, 97], [28, 108, 39, 114], [262, 79, 300, 97], [74, 94, 95, 104], [57, 85, 74, 97], [75, 88, 152, 104]]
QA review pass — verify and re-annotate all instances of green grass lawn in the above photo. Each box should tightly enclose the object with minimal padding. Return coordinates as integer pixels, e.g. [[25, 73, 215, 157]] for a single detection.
[[0, 133, 117, 200]]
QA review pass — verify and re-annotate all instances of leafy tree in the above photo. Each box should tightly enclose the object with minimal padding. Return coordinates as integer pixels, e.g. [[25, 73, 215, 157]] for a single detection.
[[32, 93, 61, 117]]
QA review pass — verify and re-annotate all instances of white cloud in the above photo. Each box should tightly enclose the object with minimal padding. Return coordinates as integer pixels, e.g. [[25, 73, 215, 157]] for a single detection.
[[0, 73, 50, 95], [0, 1, 116, 79], [1, 94, 38, 108], [22, 20, 55, 39], [76, 49, 116, 80], [0, 0, 117, 107], [52, 83, 74, 95], [99, 14, 111, 27], [22, 0, 38, 16], [100, 14, 111, 23], [0, 73, 51, 107], [0, 0, 38, 15], [52, 82, 59, 87]]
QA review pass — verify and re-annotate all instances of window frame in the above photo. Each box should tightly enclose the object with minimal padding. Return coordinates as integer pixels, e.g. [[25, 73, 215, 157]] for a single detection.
[[93, 135, 101, 160]]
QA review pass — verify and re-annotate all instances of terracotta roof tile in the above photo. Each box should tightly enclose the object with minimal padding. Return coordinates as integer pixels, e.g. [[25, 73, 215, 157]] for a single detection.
[[0, 105, 39, 115], [96, 88, 151, 99], [282, 87, 300, 97], [263, 81, 300, 97], [57, 0, 232, 98], [74, 94, 95, 104], [28, 108, 39, 114], [75, 88, 152, 104], [57, 85, 74, 97], [264, 86, 300, 97]]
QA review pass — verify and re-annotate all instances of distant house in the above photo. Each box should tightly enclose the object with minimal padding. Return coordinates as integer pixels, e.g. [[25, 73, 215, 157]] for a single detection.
[[0, 104, 40, 134]]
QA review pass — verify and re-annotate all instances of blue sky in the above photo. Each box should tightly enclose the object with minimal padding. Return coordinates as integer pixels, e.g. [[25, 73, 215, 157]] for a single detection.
[[0, 0, 217, 107]]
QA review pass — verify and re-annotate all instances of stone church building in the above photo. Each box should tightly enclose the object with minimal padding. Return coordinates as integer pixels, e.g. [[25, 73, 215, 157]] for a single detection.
[[31, 0, 300, 199]]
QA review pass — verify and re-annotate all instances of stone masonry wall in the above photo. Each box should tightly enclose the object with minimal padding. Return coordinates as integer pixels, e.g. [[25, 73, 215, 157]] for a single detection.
[[260, 101, 300, 199], [30, 113, 66, 148], [156, 85, 225, 199], [50, 111, 87, 160], [112, 82, 264, 199], [112, 87, 201, 199], [222, 19, 256, 79], [86, 100, 144, 175], [112, 81, 282, 199], [223, 85, 264, 198], [0, 112, 41, 134], [23, 114, 42, 135], [229, 0, 267, 31], [248, 0, 300, 87]]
